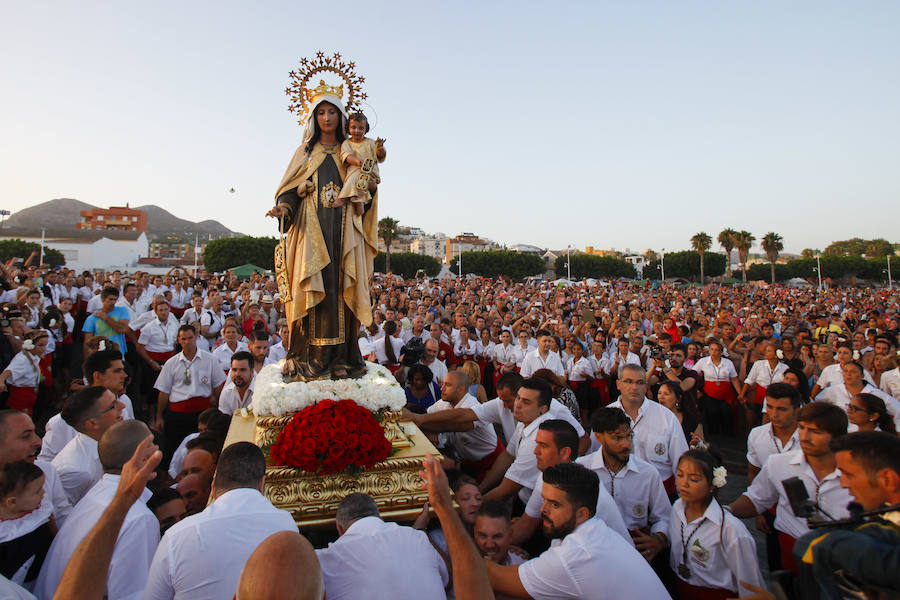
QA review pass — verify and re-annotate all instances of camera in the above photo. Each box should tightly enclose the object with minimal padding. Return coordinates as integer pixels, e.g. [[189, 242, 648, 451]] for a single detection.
[[400, 338, 425, 367], [650, 345, 667, 361], [0, 318, 8, 328]]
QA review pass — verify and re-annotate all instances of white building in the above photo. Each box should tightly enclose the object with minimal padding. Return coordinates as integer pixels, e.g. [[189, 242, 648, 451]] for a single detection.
[[624, 255, 646, 278], [512, 243, 542, 254], [1, 230, 149, 271], [411, 235, 447, 262]]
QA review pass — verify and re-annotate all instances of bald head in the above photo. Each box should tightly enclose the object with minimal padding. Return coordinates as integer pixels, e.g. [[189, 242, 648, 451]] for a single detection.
[[237, 531, 323, 600], [98, 420, 152, 472]]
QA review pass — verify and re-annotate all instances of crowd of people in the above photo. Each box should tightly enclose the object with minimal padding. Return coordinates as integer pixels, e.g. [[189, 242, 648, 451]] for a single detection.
[[1, 261, 899, 599]]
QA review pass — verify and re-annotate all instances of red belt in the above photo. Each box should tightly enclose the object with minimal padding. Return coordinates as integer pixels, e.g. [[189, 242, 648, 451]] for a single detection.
[[675, 580, 733, 600], [777, 531, 799, 574], [6, 386, 38, 414], [462, 438, 505, 483], [386, 364, 402, 375], [703, 381, 736, 404], [754, 384, 767, 405], [148, 350, 175, 362], [169, 396, 210, 413]]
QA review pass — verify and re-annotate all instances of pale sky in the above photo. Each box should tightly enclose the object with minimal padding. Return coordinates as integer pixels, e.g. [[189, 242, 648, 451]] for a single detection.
[[2, 1, 898, 254]]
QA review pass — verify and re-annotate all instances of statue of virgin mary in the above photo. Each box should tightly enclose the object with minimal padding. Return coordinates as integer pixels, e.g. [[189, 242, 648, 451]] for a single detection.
[[268, 84, 378, 380]]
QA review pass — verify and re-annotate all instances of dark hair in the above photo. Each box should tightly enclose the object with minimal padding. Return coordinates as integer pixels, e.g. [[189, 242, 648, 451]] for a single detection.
[[100, 286, 119, 299], [178, 324, 196, 337], [591, 406, 631, 435], [765, 382, 802, 408], [202, 410, 232, 439], [496, 372, 524, 392], [669, 343, 686, 355], [0, 461, 43, 497], [382, 321, 398, 365], [830, 431, 900, 477], [61, 386, 109, 429], [852, 393, 897, 434], [783, 367, 811, 403], [347, 112, 370, 133], [305, 101, 346, 154], [198, 408, 222, 426], [476, 499, 511, 523], [213, 442, 266, 491], [230, 350, 253, 369], [84, 350, 123, 384], [519, 377, 552, 408], [798, 402, 848, 439], [541, 463, 599, 518], [538, 419, 579, 460], [843, 361, 865, 376], [147, 487, 182, 513], [405, 363, 433, 385], [249, 330, 269, 344], [42, 307, 67, 337], [677, 449, 727, 545], [535, 328, 552, 339], [449, 472, 479, 495], [186, 432, 225, 457]]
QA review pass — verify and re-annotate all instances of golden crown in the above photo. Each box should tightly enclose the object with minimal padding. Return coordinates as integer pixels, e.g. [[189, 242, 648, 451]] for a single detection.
[[285, 51, 367, 126]]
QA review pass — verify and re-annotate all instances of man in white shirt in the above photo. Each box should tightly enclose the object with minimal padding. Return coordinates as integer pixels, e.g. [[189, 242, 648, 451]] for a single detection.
[[144, 442, 297, 600], [609, 364, 688, 492], [728, 402, 853, 573], [52, 386, 126, 505], [218, 351, 254, 415], [582, 407, 670, 561], [316, 492, 448, 599], [427, 371, 499, 472], [510, 419, 631, 547], [198, 292, 225, 349], [484, 463, 669, 599], [420, 338, 448, 385], [35, 420, 159, 600], [475, 500, 527, 567], [519, 329, 565, 384], [152, 325, 226, 458]]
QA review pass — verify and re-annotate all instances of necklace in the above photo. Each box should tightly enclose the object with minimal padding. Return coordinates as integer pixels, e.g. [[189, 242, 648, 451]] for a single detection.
[[678, 516, 708, 579]]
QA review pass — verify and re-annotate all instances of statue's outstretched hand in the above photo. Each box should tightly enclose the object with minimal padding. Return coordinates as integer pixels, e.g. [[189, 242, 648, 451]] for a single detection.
[[266, 205, 288, 219]]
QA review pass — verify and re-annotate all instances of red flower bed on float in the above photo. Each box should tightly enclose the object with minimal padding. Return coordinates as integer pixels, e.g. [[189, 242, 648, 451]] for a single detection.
[[269, 398, 393, 474]]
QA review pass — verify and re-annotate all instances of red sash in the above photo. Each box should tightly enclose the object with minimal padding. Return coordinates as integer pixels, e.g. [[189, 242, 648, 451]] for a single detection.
[[148, 350, 175, 363], [169, 396, 211, 413], [703, 380, 736, 404], [463, 438, 506, 482], [6, 386, 38, 414], [38, 356, 52, 388], [777, 531, 799, 574], [754, 384, 767, 405], [676, 580, 733, 600], [386, 364, 402, 375], [171, 307, 185, 318]]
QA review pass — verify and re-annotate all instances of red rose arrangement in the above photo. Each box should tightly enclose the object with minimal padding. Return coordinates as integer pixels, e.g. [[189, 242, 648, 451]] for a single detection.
[[269, 398, 393, 474]]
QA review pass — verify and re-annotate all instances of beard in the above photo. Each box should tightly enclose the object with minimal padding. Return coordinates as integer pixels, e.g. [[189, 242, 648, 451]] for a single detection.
[[542, 512, 578, 540]]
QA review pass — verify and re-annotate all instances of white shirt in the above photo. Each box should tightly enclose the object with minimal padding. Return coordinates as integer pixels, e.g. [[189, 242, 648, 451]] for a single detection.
[[881, 367, 900, 400], [815, 363, 875, 390], [170, 288, 190, 308], [588, 354, 611, 377], [475, 340, 495, 361], [525, 469, 633, 546], [143, 488, 296, 600], [743, 359, 789, 387], [0, 461, 70, 550], [86, 294, 103, 314], [492, 343, 517, 366], [746, 423, 800, 469], [268, 341, 287, 364], [453, 339, 478, 362], [51, 432, 103, 506], [115, 297, 138, 321], [815, 382, 900, 430], [211, 341, 248, 372], [138, 316, 180, 353], [35, 475, 158, 600], [519, 349, 565, 378], [471, 397, 585, 445], [668, 498, 766, 596], [427, 394, 497, 461], [420, 358, 448, 385], [3, 352, 41, 388], [218, 381, 253, 415], [374, 335, 404, 365], [504, 412, 553, 503], [693, 356, 738, 383], [745, 449, 853, 539], [179, 307, 203, 326], [566, 356, 593, 382], [154, 350, 227, 403], [38, 413, 77, 463], [167, 432, 200, 480], [518, 517, 668, 600], [0, 576, 35, 600], [512, 344, 530, 368], [198, 309, 224, 340], [609, 351, 642, 377], [578, 451, 671, 535], [609, 398, 689, 480], [315, 516, 449, 600]]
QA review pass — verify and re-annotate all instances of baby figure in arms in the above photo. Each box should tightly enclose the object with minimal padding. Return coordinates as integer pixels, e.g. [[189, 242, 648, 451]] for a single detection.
[[333, 112, 386, 215]]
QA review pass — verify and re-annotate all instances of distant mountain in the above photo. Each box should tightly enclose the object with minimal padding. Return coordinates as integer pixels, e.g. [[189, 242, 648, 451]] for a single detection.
[[1, 198, 242, 240]]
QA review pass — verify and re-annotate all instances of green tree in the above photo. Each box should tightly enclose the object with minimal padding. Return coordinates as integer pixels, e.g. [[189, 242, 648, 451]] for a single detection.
[[733, 231, 756, 282], [377, 217, 399, 273], [556, 254, 637, 279], [747, 262, 791, 282], [718, 228, 737, 277], [690, 232, 713, 283], [645, 251, 725, 281], [451, 251, 545, 279], [761, 232, 784, 285], [373, 252, 441, 278], [203, 236, 278, 272], [801, 248, 819, 259], [824, 237, 894, 257], [0, 239, 65, 268]]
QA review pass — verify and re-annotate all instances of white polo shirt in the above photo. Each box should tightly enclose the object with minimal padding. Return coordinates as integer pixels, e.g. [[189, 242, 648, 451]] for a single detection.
[[815, 382, 900, 430], [881, 367, 900, 400], [608, 398, 688, 480], [315, 516, 449, 600], [51, 432, 103, 506], [525, 470, 633, 546], [743, 359, 789, 388], [668, 498, 766, 595], [137, 316, 180, 353], [518, 517, 669, 599], [744, 449, 852, 539], [427, 393, 497, 462], [566, 356, 593, 382], [815, 363, 874, 390], [143, 488, 296, 600], [520, 349, 565, 378], [3, 352, 41, 388], [746, 423, 799, 469], [211, 341, 249, 372], [154, 349, 227, 403], [503, 412, 553, 503], [577, 451, 670, 536], [34, 475, 158, 600], [693, 356, 738, 383], [420, 358, 448, 385], [218, 382, 253, 415], [471, 398, 585, 445], [492, 343, 517, 366]]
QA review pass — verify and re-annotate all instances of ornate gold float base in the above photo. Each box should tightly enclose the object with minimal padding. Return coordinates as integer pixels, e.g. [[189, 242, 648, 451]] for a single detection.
[[223, 411, 441, 529]]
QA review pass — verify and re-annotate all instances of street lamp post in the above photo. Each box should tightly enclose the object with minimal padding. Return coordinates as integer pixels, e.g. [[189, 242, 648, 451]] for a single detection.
[[566, 245, 571, 280], [458, 247, 462, 279], [660, 248, 666, 281], [816, 254, 823, 291], [888, 255, 893, 290]]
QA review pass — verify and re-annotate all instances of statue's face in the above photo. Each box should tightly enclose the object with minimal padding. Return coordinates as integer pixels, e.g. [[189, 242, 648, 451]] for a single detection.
[[315, 103, 339, 135]]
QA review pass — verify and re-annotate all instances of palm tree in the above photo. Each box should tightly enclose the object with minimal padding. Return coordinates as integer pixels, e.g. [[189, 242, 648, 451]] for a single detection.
[[761, 232, 784, 284], [718, 228, 737, 278], [377, 217, 399, 273], [733, 230, 756, 282], [690, 232, 713, 283]]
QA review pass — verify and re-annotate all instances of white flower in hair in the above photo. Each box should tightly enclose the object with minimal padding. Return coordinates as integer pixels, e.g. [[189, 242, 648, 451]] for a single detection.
[[98, 340, 107, 351], [712, 466, 727, 488], [48, 318, 57, 327], [852, 350, 860, 361], [776, 349, 784, 359], [22, 339, 34, 351]]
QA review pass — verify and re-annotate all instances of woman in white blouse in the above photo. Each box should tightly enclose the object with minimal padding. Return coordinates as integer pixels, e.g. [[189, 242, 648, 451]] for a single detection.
[[0, 330, 49, 415], [740, 341, 788, 428], [670, 449, 765, 599], [212, 322, 249, 373], [693, 341, 741, 436]]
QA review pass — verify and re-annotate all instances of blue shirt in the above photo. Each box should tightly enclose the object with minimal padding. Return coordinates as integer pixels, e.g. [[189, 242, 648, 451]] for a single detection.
[[82, 306, 130, 355]]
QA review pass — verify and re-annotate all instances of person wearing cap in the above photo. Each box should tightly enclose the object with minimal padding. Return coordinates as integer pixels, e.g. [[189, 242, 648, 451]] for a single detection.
[[260, 293, 278, 333]]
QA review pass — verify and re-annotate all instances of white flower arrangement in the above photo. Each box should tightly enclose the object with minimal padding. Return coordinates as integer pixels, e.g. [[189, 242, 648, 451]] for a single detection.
[[22, 340, 34, 351], [712, 466, 727, 488], [252, 361, 407, 417]]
